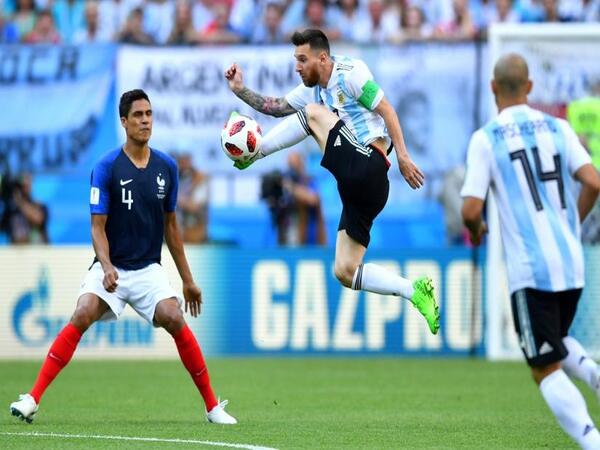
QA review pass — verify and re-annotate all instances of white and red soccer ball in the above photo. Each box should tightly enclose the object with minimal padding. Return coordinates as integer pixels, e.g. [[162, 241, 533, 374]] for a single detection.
[[221, 113, 262, 162]]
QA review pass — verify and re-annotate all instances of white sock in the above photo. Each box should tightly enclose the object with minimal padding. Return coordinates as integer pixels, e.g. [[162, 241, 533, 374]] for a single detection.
[[351, 263, 414, 299], [260, 110, 310, 156], [539, 369, 600, 450], [562, 336, 600, 391]]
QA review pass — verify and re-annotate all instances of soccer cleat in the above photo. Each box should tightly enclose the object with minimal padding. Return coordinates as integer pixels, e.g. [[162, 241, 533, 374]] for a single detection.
[[10, 394, 38, 424], [411, 277, 440, 335], [207, 399, 237, 425], [233, 151, 264, 170]]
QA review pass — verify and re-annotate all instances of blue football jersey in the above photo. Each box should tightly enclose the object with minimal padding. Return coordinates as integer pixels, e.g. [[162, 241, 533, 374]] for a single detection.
[[89, 147, 178, 270]]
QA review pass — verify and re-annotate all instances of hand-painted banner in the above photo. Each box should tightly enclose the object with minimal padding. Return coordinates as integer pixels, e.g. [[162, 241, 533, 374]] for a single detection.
[[115, 44, 480, 180], [0, 44, 117, 176]]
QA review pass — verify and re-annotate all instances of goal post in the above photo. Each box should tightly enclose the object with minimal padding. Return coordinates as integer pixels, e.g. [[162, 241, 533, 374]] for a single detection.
[[486, 24, 600, 360]]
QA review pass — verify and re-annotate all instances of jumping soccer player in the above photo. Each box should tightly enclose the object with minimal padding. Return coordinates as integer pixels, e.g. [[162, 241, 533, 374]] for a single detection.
[[10, 89, 237, 425], [462, 53, 600, 449], [224, 29, 440, 334]]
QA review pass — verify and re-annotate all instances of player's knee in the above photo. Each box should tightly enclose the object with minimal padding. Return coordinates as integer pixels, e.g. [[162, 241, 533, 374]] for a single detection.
[[334, 261, 356, 288], [156, 307, 184, 334], [304, 103, 326, 122], [531, 362, 561, 385], [70, 307, 95, 332]]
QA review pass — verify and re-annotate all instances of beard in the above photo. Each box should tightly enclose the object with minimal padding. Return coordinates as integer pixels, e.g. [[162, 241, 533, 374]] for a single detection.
[[301, 72, 319, 87]]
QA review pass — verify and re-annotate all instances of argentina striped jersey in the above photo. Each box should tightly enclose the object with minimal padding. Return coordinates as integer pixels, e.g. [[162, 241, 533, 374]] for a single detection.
[[461, 104, 592, 294], [285, 55, 388, 148]]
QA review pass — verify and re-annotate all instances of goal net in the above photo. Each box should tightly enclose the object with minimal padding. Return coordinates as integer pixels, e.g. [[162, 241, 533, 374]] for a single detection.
[[486, 24, 600, 360]]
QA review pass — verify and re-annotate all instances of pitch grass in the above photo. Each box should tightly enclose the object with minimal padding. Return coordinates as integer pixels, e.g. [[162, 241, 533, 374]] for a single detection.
[[1, 359, 594, 449]]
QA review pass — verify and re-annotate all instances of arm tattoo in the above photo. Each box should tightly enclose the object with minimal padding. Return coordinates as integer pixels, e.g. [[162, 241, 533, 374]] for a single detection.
[[236, 87, 296, 117]]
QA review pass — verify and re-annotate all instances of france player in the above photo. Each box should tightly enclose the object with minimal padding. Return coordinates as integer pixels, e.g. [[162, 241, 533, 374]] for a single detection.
[[461, 54, 600, 449], [224, 29, 439, 334], [10, 89, 237, 425]]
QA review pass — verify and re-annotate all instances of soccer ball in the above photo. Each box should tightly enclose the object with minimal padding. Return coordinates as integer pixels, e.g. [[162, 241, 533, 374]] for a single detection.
[[221, 113, 262, 162]]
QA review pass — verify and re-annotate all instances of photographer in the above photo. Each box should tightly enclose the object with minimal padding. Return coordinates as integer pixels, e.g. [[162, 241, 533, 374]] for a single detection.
[[0, 173, 49, 244], [261, 152, 326, 246]]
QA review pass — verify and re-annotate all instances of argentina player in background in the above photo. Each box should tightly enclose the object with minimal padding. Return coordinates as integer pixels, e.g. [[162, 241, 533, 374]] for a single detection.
[[10, 89, 237, 425], [224, 29, 440, 335], [462, 54, 600, 449]]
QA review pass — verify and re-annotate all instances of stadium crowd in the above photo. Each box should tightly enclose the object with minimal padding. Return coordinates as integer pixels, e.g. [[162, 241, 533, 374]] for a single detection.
[[0, 0, 598, 46]]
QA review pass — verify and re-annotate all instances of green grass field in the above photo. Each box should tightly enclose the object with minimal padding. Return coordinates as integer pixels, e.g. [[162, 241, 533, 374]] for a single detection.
[[0, 359, 593, 449]]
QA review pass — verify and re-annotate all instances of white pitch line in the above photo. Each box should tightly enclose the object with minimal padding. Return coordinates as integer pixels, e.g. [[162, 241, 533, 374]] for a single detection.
[[0, 431, 278, 450]]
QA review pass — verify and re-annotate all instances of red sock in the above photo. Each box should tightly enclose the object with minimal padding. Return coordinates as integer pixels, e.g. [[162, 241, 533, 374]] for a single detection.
[[174, 325, 218, 411], [30, 323, 82, 404]]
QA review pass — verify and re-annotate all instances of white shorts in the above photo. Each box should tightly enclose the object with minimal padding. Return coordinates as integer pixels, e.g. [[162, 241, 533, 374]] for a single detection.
[[78, 262, 183, 326]]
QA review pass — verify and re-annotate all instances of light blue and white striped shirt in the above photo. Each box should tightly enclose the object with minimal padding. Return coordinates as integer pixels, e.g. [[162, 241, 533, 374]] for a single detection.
[[461, 104, 591, 294], [285, 55, 388, 148]]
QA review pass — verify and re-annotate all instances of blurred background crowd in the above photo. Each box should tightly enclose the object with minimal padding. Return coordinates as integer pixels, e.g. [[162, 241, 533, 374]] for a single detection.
[[0, 0, 598, 251], [0, 0, 598, 47]]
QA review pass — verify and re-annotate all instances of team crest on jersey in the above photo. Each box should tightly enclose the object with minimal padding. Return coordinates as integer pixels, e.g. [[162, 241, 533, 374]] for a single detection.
[[156, 173, 166, 199], [337, 90, 345, 104]]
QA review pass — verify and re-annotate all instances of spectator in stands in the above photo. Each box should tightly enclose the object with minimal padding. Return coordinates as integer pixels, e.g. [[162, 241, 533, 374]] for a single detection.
[[166, 0, 198, 45], [23, 8, 60, 43], [198, 0, 242, 44], [192, 0, 216, 32], [117, 6, 155, 44], [286, 152, 326, 246], [410, 0, 453, 27], [353, 0, 398, 43], [581, 0, 600, 20], [261, 152, 326, 246], [388, 5, 432, 42], [251, 1, 286, 44], [73, 0, 111, 44], [0, 11, 19, 42], [330, 0, 363, 42], [0, 173, 49, 245], [176, 153, 209, 243], [228, 0, 259, 42], [488, 0, 520, 24], [292, 0, 341, 41], [539, 0, 574, 20], [51, 0, 85, 43], [143, 0, 176, 44], [432, 0, 477, 40], [12, 0, 37, 40], [97, 0, 141, 42], [517, 0, 545, 21]]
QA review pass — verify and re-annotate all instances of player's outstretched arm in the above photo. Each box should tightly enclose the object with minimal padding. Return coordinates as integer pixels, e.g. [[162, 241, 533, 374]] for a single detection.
[[224, 63, 296, 117], [91, 214, 119, 293], [374, 97, 424, 190], [164, 212, 202, 317]]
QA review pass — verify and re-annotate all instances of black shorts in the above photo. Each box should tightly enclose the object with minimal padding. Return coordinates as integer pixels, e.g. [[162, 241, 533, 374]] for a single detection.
[[510, 288, 581, 367], [320, 120, 390, 248]]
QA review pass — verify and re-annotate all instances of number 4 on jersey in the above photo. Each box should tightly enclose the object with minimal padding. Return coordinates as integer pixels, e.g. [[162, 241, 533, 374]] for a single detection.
[[510, 146, 566, 211], [122, 188, 133, 210]]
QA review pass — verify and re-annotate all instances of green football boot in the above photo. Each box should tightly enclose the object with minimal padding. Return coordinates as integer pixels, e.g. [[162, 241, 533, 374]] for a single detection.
[[411, 277, 440, 335]]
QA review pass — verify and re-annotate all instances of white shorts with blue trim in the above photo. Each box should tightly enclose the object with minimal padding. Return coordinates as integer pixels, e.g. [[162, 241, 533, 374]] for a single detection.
[[78, 262, 183, 326]]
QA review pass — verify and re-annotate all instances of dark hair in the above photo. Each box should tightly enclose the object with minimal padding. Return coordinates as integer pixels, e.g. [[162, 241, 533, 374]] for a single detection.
[[119, 89, 150, 118], [291, 29, 330, 55]]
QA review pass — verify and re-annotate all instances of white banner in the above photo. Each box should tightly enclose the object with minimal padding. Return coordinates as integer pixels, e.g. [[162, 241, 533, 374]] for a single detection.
[[117, 45, 303, 173]]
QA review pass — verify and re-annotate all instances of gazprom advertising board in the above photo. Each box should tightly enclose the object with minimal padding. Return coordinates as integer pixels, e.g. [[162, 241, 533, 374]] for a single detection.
[[0, 247, 483, 358]]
